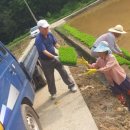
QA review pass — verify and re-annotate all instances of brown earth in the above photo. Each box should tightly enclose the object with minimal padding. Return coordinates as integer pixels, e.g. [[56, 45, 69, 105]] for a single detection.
[[68, 0, 130, 52], [70, 65, 130, 130]]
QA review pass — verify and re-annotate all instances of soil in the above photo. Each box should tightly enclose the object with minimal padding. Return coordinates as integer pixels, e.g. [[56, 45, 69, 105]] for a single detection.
[[53, 29, 130, 130], [68, 0, 130, 52], [70, 65, 130, 130]]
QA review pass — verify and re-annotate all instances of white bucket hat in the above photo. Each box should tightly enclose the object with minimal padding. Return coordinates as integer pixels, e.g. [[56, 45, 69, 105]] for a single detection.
[[108, 25, 127, 34], [94, 41, 112, 54], [37, 19, 49, 28]]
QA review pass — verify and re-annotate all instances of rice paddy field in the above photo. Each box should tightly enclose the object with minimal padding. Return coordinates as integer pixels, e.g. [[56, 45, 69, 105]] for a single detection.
[[68, 0, 130, 52]]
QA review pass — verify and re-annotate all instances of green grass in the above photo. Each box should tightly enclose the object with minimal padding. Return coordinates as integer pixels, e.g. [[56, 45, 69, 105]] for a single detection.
[[59, 46, 77, 65], [121, 48, 130, 60], [6, 32, 29, 51], [114, 54, 130, 65], [63, 24, 96, 48]]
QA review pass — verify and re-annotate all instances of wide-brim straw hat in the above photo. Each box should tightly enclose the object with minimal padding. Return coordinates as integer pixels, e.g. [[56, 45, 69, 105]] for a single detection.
[[108, 25, 127, 34], [94, 41, 112, 54]]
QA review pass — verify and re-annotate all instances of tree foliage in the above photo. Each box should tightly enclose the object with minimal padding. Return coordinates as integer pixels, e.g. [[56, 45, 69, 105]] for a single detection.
[[0, 0, 90, 44]]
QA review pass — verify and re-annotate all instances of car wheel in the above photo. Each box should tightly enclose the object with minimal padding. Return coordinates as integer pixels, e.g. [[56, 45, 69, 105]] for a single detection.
[[21, 104, 42, 130], [33, 63, 46, 91]]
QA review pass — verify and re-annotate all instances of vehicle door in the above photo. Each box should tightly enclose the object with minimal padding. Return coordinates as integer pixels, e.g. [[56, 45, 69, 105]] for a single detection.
[[0, 42, 25, 129]]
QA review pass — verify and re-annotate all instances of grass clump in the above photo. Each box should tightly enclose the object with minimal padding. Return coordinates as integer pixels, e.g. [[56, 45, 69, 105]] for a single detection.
[[6, 33, 29, 51], [121, 48, 130, 60], [115, 54, 130, 65], [59, 46, 77, 66]]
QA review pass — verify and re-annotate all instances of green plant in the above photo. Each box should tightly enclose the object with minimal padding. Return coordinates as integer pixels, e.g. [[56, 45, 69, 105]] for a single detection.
[[59, 46, 77, 65], [63, 24, 96, 48], [114, 54, 130, 65], [121, 48, 130, 60]]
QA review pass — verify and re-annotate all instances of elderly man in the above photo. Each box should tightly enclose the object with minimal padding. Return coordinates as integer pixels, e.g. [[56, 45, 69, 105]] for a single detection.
[[35, 19, 77, 99], [91, 25, 127, 57]]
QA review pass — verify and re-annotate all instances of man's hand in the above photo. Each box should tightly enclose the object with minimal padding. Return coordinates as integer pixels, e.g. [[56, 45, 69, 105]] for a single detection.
[[54, 47, 59, 55], [118, 52, 125, 57], [54, 56, 59, 61]]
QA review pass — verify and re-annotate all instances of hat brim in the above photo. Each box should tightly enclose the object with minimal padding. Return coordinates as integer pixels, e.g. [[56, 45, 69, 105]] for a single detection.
[[108, 28, 127, 34], [41, 24, 50, 28], [94, 46, 112, 54]]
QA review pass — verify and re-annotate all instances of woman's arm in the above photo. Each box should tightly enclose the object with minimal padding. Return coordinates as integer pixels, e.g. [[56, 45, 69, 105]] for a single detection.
[[98, 57, 116, 72]]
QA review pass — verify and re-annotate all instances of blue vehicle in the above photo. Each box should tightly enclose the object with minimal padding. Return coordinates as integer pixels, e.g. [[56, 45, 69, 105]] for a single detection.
[[0, 41, 45, 130]]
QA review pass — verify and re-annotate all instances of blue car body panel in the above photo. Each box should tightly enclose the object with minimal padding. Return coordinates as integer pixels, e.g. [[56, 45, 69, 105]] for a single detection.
[[0, 42, 35, 129]]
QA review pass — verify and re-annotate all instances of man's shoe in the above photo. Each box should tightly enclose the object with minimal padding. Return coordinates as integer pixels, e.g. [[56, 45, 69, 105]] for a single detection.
[[70, 86, 77, 92], [51, 94, 57, 100]]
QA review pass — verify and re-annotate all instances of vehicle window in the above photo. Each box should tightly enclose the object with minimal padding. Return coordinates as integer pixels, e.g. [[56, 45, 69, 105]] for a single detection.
[[30, 26, 38, 32], [0, 45, 7, 62]]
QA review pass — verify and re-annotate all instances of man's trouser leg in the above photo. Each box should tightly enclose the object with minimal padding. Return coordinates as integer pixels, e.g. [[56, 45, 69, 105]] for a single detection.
[[40, 60, 56, 95], [55, 59, 75, 89]]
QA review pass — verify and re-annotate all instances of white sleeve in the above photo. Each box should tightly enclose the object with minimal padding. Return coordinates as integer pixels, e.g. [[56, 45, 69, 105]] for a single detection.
[[107, 35, 122, 54]]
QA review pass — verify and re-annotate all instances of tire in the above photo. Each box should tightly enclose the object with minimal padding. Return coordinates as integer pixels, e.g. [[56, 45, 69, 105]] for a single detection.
[[21, 104, 42, 130], [37, 64, 46, 84], [33, 64, 46, 91]]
